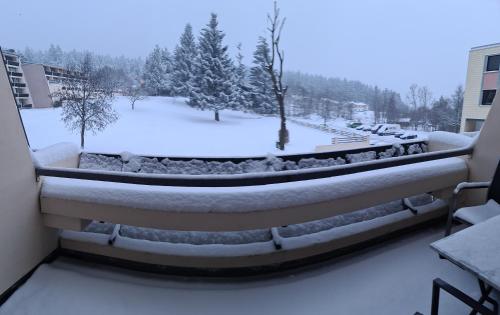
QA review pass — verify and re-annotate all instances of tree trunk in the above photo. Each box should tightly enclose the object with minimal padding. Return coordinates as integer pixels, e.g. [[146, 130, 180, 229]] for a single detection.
[[80, 123, 85, 149], [277, 98, 288, 150], [132, 101, 135, 111], [214, 110, 220, 122]]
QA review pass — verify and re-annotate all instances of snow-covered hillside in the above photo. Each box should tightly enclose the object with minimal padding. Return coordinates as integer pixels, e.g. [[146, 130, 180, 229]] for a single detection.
[[21, 97, 334, 156]]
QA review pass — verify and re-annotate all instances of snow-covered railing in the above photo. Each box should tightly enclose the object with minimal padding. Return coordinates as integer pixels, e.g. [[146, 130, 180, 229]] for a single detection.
[[35, 144, 472, 187], [35, 134, 475, 268]]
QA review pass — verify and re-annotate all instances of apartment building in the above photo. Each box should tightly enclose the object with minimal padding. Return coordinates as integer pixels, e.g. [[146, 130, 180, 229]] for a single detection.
[[1, 49, 33, 108], [460, 43, 500, 132], [22, 64, 83, 108]]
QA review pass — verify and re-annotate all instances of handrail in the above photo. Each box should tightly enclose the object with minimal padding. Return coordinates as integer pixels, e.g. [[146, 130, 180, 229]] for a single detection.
[[35, 146, 473, 187]]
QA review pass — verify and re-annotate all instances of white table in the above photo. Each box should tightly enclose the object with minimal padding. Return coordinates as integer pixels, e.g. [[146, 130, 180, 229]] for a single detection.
[[430, 215, 500, 314]]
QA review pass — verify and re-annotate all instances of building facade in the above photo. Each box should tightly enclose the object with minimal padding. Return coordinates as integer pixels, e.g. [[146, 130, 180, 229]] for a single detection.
[[1, 49, 33, 108], [461, 43, 500, 132], [22, 64, 83, 108]]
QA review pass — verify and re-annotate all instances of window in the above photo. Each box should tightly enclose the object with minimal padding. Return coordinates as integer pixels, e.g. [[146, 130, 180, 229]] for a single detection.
[[481, 89, 496, 105], [486, 55, 500, 71], [465, 119, 484, 132]]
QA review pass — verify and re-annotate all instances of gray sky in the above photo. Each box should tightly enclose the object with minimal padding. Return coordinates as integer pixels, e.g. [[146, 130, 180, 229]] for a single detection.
[[1, 0, 499, 97]]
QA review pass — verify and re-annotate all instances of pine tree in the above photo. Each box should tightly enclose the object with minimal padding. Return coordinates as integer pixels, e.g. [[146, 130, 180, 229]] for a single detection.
[[171, 24, 198, 97], [249, 37, 276, 115], [161, 47, 173, 95], [189, 13, 236, 121], [46, 44, 63, 66], [230, 43, 253, 111], [143, 45, 169, 96], [450, 85, 464, 132]]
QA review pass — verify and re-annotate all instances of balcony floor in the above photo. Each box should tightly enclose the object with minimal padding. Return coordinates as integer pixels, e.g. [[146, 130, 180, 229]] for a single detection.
[[0, 224, 496, 315]]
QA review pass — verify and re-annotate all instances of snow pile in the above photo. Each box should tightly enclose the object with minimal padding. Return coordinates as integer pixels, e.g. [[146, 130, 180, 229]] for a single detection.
[[346, 151, 376, 163], [428, 131, 474, 148], [31, 142, 80, 167], [297, 157, 345, 169], [79, 153, 346, 175], [81, 194, 432, 246], [378, 143, 405, 159], [119, 226, 272, 245], [79, 153, 122, 171], [278, 195, 432, 237], [78, 143, 425, 176]]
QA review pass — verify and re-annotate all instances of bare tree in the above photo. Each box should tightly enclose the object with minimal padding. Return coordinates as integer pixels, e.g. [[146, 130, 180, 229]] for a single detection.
[[127, 85, 146, 110], [417, 86, 433, 128], [59, 53, 118, 148], [417, 86, 433, 108], [265, 1, 288, 150], [406, 84, 419, 129]]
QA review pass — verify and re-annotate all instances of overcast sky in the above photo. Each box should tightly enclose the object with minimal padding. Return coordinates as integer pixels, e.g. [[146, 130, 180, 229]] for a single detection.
[[1, 0, 499, 97]]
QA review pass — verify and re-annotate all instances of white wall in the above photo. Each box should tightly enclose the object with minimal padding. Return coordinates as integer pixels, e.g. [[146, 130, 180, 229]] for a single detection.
[[0, 56, 57, 294]]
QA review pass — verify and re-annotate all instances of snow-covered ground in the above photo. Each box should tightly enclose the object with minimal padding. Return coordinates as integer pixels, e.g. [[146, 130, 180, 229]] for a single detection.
[[0, 226, 482, 315], [21, 97, 334, 157]]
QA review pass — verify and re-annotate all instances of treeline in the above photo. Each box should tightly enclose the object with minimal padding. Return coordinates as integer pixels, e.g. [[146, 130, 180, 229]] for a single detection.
[[405, 84, 463, 132], [285, 71, 405, 120], [18, 44, 143, 91]]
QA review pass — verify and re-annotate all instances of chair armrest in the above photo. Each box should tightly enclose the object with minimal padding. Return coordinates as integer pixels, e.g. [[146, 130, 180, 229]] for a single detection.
[[453, 181, 491, 195], [445, 181, 491, 236]]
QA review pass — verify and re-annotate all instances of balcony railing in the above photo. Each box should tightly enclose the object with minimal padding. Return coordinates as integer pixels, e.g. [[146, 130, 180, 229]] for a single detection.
[[5, 60, 20, 67], [8, 71, 23, 77], [35, 141, 473, 187]]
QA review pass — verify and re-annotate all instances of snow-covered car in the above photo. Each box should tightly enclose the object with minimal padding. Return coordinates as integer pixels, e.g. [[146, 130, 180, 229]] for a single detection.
[[379, 128, 403, 136], [393, 130, 406, 138], [376, 124, 401, 135], [370, 124, 384, 134], [399, 133, 418, 140], [348, 122, 363, 129], [362, 126, 373, 132]]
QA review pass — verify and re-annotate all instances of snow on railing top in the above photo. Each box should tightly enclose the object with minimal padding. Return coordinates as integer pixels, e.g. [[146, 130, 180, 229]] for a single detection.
[[35, 144, 473, 187], [31, 142, 80, 168]]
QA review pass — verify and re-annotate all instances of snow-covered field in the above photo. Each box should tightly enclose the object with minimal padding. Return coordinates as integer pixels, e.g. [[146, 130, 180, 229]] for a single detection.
[[21, 97, 333, 157]]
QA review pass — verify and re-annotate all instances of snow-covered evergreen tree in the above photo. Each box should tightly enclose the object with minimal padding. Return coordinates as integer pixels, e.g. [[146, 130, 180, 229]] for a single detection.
[[189, 13, 236, 121], [46, 44, 63, 66], [161, 47, 173, 95], [171, 24, 198, 97], [249, 37, 276, 115], [230, 43, 253, 111], [143, 45, 169, 96]]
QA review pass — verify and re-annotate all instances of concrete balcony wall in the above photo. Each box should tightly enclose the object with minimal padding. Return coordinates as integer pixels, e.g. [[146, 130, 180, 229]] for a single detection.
[[0, 58, 57, 293], [466, 96, 500, 205]]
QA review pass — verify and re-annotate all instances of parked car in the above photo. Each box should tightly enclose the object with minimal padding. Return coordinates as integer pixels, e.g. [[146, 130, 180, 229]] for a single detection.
[[399, 133, 418, 140], [376, 124, 401, 135], [348, 122, 363, 128], [379, 129, 402, 136], [371, 124, 385, 134], [393, 130, 406, 138]]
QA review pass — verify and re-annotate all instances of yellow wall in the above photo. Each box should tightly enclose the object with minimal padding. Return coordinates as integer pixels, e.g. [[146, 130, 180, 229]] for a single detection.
[[0, 56, 57, 293], [461, 44, 500, 132]]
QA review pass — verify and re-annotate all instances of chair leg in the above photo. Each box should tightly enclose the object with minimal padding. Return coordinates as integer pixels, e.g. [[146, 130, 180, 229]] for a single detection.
[[445, 196, 458, 237]]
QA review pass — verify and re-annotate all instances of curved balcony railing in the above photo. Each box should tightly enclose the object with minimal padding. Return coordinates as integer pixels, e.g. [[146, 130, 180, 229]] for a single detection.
[[35, 141, 473, 187]]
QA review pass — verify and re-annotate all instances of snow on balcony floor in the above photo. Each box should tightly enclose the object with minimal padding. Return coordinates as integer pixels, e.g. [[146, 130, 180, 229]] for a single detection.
[[1, 225, 494, 315]]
